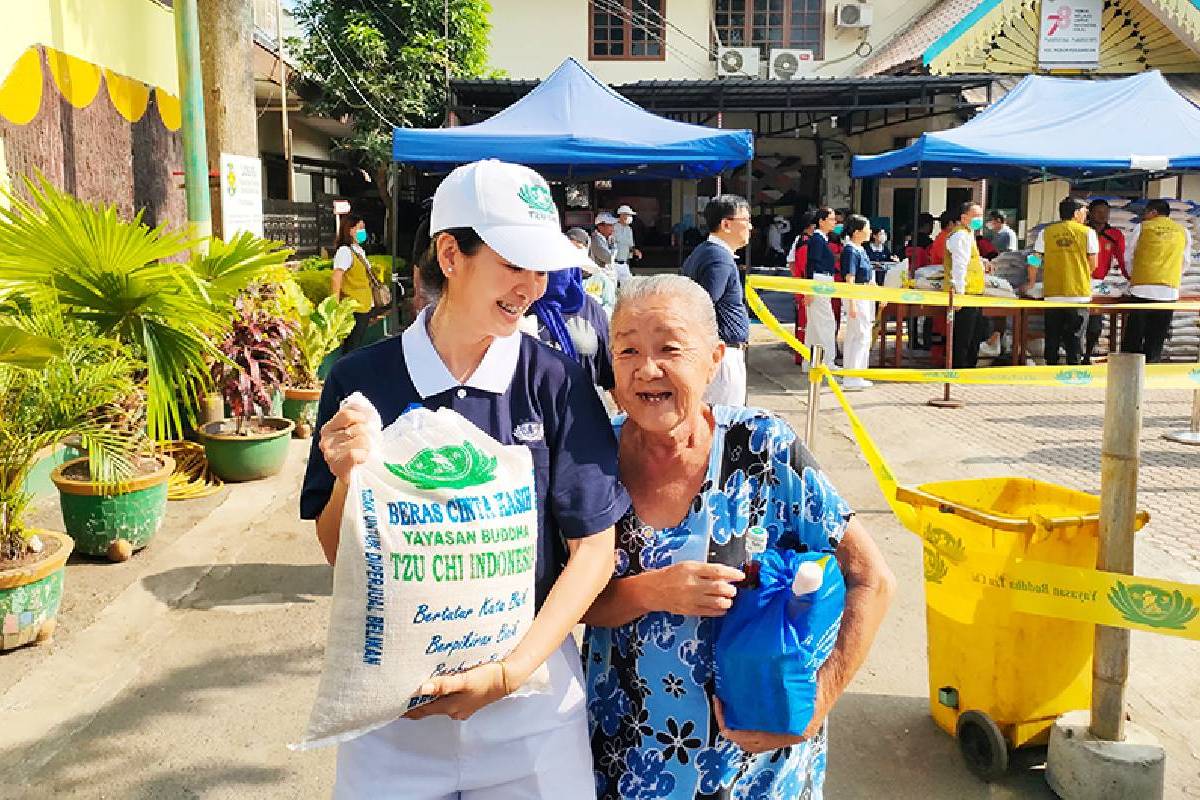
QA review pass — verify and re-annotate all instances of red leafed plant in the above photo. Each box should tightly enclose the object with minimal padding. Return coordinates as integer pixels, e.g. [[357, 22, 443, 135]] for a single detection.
[[211, 286, 297, 435]]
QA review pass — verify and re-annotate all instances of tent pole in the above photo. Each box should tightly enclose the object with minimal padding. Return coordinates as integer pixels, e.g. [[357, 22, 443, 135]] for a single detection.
[[389, 161, 400, 329], [745, 165, 753, 270], [927, 162, 963, 409]]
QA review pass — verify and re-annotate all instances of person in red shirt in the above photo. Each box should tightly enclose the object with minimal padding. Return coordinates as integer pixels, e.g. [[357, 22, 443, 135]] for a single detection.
[[926, 211, 956, 265], [1083, 199, 1128, 363], [787, 218, 816, 364]]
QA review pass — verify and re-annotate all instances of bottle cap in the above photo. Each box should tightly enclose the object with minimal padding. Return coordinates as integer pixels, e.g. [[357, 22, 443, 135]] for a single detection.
[[792, 560, 825, 595], [745, 526, 769, 554]]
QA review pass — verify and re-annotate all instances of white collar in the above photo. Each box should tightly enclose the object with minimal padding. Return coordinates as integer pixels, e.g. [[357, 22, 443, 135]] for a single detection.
[[707, 234, 736, 254], [401, 307, 522, 398]]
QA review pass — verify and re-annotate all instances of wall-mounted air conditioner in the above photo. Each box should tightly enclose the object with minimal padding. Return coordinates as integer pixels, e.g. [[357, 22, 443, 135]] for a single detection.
[[835, 3, 873, 27], [769, 49, 817, 80], [717, 46, 761, 78]]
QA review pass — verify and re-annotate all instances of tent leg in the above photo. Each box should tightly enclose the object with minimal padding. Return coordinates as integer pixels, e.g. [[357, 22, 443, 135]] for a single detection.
[[744, 166, 753, 270], [389, 161, 401, 330]]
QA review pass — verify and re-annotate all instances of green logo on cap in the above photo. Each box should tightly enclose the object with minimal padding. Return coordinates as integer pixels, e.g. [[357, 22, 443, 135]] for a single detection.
[[518, 184, 554, 215]]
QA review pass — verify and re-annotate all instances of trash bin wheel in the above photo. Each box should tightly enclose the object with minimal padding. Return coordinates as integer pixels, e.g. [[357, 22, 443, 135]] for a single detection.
[[956, 710, 1009, 782]]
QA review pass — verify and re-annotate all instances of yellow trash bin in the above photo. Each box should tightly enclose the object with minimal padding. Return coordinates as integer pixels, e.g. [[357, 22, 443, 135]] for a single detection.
[[895, 477, 1148, 781]]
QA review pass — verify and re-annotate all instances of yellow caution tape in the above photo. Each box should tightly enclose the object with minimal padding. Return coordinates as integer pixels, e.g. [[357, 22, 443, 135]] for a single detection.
[[162, 441, 224, 500], [748, 282, 1200, 640], [745, 281, 1200, 389], [749, 274, 1200, 311]]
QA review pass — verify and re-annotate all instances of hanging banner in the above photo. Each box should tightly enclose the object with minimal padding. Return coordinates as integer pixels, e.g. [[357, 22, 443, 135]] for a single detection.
[[1039, 0, 1104, 70], [219, 153, 264, 241]]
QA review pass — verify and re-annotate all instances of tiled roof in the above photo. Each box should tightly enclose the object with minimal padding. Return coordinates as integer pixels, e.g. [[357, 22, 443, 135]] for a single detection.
[[857, 0, 985, 76]]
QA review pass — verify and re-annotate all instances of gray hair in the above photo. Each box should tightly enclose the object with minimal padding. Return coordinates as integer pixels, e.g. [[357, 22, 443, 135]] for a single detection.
[[613, 274, 720, 346]]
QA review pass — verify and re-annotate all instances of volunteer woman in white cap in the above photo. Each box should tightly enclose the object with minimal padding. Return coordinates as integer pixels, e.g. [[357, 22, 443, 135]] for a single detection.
[[301, 159, 630, 799], [613, 204, 641, 285]]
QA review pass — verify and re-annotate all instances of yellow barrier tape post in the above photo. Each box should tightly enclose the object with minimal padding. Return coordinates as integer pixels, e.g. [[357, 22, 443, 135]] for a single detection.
[[745, 280, 1200, 642]]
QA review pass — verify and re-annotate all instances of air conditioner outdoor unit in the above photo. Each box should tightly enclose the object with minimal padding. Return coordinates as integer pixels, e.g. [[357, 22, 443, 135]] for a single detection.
[[769, 48, 817, 80], [716, 46, 761, 78], [835, 3, 873, 27]]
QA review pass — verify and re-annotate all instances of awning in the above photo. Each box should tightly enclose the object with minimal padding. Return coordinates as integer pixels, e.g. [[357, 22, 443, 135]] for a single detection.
[[392, 58, 753, 179], [852, 71, 1200, 179]]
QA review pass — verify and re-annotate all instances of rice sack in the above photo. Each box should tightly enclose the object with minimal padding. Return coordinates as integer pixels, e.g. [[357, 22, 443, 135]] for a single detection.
[[296, 398, 542, 749], [714, 549, 845, 735]]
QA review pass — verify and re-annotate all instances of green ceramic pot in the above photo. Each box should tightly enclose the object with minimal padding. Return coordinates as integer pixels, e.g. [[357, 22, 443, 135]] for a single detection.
[[52, 456, 175, 560], [281, 385, 322, 439], [0, 531, 73, 649], [198, 417, 295, 482]]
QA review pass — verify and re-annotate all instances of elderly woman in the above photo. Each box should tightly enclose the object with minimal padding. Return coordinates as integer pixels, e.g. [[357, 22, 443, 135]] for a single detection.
[[583, 275, 895, 800]]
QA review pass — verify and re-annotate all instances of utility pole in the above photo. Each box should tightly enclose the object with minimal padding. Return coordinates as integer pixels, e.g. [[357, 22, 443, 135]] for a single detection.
[[198, 0, 260, 238], [173, 0, 213, 247], [275, 0, 295, 201]]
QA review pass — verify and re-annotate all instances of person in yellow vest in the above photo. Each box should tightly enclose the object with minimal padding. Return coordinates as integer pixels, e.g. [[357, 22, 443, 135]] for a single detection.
[[1034, 197, 1099, 366], [1122, 198, 1192, 362], [943, 201, 988, 368], [330, 214, 375, 355]]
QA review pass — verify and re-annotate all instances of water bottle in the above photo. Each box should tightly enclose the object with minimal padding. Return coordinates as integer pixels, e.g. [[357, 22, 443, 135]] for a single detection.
[[786, 556, 829, 619]]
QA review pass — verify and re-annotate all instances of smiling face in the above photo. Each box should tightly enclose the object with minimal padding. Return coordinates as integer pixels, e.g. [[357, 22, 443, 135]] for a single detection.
[[437, 234, 548, 338], [611, 294, 723, 433]]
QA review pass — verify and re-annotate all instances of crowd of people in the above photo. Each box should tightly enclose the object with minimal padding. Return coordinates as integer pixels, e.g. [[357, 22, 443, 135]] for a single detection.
[[305, 161, 896, 799]]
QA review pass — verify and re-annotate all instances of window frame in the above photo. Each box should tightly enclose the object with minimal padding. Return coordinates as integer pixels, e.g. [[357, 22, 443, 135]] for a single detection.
[[588, 0, 668, 62], [714, 0, 826, 60]]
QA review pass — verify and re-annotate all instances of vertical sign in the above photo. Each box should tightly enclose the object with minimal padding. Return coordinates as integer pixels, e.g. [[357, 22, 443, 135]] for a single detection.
[[1039, 0, 1104, 70], [219, 153, 264, 240]]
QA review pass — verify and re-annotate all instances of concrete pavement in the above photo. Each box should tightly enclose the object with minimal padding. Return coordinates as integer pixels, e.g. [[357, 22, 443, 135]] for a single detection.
[[0, 338, 1198, 797]]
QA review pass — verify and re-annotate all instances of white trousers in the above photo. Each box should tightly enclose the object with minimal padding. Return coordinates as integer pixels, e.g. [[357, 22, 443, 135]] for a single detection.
[[842, 298, 875, 378], [804, 273, 837, 370], [333, 641, 594, 800], [704, 345, 747, 406], [613, 261, 633, 286]]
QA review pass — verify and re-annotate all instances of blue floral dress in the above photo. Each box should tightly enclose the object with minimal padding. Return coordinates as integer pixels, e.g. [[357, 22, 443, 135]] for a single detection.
[[584, 406, 853, 800]]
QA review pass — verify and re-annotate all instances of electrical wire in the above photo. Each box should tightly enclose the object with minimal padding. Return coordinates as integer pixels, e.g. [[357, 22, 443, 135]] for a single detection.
[[310, 24, 403, 128], [630, 0, 715, 60]]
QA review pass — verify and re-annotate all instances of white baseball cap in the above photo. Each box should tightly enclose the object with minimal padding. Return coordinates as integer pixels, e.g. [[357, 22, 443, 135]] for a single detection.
[[430, 159, 588, 271], [617, 204, 636, 216], [595, 212, 619, 225]]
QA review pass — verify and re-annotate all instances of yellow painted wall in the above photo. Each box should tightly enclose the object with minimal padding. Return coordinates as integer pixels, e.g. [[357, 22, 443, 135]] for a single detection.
[[487, 0, 940, 81], [2, 0, 178, 94]]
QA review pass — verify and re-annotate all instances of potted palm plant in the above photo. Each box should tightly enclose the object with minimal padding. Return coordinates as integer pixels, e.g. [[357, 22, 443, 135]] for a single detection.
[[280, 283, 357, 438], [0, 313, 139, 648], [197, 285, 297, 481]]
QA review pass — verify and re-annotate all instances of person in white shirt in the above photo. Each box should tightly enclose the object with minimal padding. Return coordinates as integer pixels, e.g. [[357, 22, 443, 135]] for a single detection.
[[590, 212, 617, 274], [612, 205, 640, 286], [1122, 198, 1192, 362], [944, 202, 989, 368], [766, 215, 790, 268]]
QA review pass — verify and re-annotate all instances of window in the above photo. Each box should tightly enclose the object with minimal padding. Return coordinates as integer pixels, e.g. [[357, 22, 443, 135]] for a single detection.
[[590, 0, 665, 60], [714, 0, 824, 57]]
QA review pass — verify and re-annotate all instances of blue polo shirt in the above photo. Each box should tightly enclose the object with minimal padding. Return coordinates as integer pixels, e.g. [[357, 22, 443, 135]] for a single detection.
[[681, 237, 750, 345], [840, 242, 873, 284], [806, 231, 836, 278], [300, 309, 631, 609]]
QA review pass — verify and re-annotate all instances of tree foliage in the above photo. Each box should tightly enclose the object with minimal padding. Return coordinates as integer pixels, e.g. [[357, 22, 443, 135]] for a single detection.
[[291, 0, 496, 187]]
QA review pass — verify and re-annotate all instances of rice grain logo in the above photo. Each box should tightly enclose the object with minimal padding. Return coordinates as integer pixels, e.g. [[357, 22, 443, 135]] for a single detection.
[[812, 283, 836, 295], [385, 442, 496, 490], [1108, 581, 1198, 630], [517, 184, 555, 220], [901, 291, 924, 302], [1189, 368, 1200, 384]]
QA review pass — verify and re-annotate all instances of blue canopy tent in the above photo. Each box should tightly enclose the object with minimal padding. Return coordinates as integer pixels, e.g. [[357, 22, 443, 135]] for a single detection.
[[852, 71, 1200, 180], [391, 58, 754, 179]]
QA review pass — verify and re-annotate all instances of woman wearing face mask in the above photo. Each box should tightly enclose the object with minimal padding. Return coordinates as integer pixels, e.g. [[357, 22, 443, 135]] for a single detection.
[[303, 160, 629, 798], [331, 214, 375, 354], [865, 227, 895, 286], [839, 215, 876, 391]]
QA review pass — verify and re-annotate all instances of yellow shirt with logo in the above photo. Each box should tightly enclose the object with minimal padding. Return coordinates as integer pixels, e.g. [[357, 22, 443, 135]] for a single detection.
[[333, 245, 373, 313], [1040, 220, 1094, 300], [942, 225, 985, 295], [1131, 216, 1187, 289]]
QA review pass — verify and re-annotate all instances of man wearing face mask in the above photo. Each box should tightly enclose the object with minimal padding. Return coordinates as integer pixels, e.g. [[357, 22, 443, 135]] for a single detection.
[[944, 201, 989, 368]]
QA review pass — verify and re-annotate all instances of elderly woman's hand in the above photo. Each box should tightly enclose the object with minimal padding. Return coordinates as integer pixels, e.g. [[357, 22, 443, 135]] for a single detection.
[[644, 561, 745, 617], [318, 406, 374, 484], [713, 683, 834, 755]]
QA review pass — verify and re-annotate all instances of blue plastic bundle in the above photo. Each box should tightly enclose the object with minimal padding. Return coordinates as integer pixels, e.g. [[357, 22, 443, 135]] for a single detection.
[[714, 549, 846, 735]]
